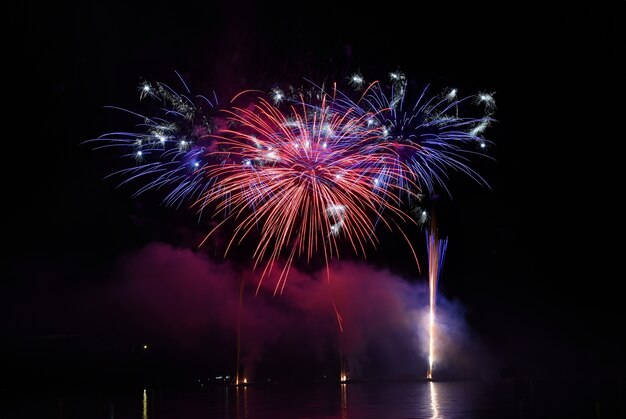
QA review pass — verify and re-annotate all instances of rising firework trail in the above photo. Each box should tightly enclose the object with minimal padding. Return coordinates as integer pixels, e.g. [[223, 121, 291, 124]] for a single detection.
[[426, 216, 448, 380]]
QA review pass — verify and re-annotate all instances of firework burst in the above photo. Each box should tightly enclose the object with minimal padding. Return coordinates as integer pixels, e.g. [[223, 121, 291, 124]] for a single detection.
[[87, 72, 221, 208], [197, 93, 416, 294], [88, 70, 494, 293], [348, 73, 495, 197]]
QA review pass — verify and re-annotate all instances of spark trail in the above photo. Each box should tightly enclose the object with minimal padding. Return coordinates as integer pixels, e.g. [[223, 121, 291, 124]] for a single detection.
[[426, 217, 448, 380]]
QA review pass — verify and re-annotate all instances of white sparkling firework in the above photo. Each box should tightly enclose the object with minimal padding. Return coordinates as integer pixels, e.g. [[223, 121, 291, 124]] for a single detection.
[[475, 92, 496, 114], [348, 72, 365, 90], [446, 88, 458, 101], [271, 87, 285, 104]]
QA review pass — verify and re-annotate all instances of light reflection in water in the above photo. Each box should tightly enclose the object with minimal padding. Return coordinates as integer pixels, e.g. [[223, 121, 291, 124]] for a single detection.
[[12, 379, 618, 418], [340, 383, 347, 419], [236, 384, 248, 418], [142, 389, 148, 419], [429, 381, 441, 419]]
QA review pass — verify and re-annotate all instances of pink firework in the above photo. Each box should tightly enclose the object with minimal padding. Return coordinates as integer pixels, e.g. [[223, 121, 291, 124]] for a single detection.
[[196, 93, 418, 295]]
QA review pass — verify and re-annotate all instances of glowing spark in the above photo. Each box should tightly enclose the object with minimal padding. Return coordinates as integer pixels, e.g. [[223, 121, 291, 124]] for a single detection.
[[349, 73, 365, 90], [140, 83, 152, 100], [476, 92, 496, 114], [389, 71, 405, 81], [470, 119, 490, 137], [446, 88, 457, 101], [417, 210, 429, 225], [327, 204, 347, 236], [271, 87, 285, 104], [179, 139, 191, 152]]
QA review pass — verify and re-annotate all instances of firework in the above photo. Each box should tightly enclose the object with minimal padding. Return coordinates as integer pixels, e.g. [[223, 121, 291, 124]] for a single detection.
[[86, 72, 221, 208], [347, 72, 495, 196], [88, 70, 494, 294], [426, 217, 448, 380], [196, 93, 415, 294], [89, 70, 494, 384]]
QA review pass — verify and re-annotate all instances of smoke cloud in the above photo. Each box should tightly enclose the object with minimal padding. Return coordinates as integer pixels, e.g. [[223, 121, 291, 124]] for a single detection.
[[101, 242, 491, 380]]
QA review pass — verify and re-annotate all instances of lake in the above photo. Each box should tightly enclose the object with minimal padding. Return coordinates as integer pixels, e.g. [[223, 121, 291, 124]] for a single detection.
[[1, 378, 623, 418]]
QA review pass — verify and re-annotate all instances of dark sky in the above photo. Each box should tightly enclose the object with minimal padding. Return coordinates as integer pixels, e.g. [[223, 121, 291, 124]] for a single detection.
[[2, 1, 621, 384]]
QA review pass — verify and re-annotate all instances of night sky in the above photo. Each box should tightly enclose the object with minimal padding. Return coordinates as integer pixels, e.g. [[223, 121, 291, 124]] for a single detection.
[[2, 1, 621, 387]]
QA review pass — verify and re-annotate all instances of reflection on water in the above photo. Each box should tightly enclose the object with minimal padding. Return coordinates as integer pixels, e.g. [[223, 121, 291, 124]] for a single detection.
[[341, 383, 347, 419], [2, 378, 624, 418], [236, 385, 248, 418], [429, 381, 440, 419]]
